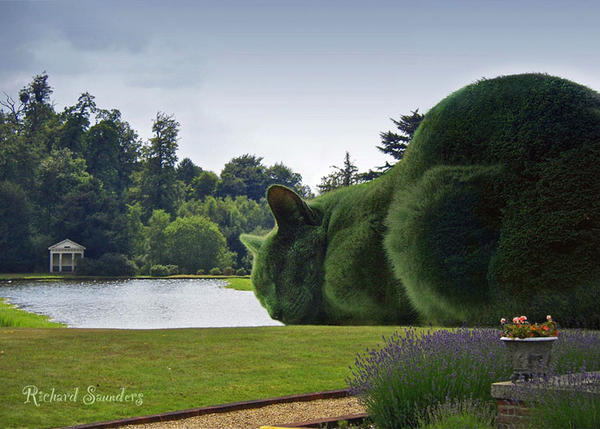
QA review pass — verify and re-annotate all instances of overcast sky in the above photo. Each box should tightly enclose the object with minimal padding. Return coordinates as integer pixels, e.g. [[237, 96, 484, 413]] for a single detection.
[[2, 0, 600, 190]]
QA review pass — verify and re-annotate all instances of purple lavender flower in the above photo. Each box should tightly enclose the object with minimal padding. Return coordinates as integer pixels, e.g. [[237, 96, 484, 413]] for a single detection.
[[347, 328, 600, 429]]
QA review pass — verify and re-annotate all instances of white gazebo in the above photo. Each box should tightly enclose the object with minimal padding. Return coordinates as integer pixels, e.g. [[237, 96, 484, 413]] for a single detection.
[[48, 239, 86, 273]]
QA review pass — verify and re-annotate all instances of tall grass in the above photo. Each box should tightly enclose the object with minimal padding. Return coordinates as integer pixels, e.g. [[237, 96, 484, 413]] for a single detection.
[[0, 298, 64, 327]]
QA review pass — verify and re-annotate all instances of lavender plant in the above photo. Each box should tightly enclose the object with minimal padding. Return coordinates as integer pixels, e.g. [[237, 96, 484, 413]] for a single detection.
[[347, 328, 600, 429], [552, 329, 600, 373], [347, 328, 511, 429], [416, 397, 495, 429], [515, 371, 600, 429]]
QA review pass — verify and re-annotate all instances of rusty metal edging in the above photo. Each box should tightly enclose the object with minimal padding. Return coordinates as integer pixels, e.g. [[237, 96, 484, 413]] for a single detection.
[[60, 389, 351, 429]]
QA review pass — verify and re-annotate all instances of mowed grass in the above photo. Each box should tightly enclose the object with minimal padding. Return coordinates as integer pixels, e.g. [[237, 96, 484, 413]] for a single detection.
[[224, 277, 254, 291], [0, 273, 66, 280], [0, 325, 408, 429], [0, 298, 65, 328]]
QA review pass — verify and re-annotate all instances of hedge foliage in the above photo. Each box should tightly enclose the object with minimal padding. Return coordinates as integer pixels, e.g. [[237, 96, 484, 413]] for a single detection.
[[78, 253, 137, 277], [242, 177, 417, 325], [244, 74, 600, 327], [386, 73, 600, 326]]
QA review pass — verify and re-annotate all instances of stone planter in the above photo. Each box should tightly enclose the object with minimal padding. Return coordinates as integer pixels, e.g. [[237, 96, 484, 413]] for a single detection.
[[501, 336, 557, 381]]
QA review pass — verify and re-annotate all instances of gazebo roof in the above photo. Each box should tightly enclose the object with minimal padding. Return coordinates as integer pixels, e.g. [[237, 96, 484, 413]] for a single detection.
[[48, 239, 86, 251]]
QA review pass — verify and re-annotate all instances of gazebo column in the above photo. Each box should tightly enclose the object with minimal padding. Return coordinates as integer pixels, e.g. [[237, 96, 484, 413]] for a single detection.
[[49, 251, 53, 272], [59, 253, 63, 273]]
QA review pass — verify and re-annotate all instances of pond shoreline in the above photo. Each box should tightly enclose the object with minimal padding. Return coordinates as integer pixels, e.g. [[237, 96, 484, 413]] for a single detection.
[[0, 273, 250, 282], [0, 278, 272, 329]]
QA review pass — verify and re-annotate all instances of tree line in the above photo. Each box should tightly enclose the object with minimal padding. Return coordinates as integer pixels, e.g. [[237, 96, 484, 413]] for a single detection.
[[0, 72, 422, 275], [0, 73, 313, 274]]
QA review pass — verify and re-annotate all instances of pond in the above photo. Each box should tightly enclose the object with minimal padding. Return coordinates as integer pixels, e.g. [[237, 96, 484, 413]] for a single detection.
[[0, 279, 283, 329]]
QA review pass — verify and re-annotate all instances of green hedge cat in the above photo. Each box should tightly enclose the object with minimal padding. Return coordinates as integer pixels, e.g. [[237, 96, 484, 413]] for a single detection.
[[242, 74, 600, 327]]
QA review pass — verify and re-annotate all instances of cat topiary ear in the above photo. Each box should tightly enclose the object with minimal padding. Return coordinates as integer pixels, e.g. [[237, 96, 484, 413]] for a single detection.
[[267, 185, 320, 229]]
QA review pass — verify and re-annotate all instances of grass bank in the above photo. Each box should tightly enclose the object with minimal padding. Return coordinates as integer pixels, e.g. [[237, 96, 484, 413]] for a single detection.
[[224, 277, 254, 291], [0, 325, 407, 428], [0, 298, 65, 328]]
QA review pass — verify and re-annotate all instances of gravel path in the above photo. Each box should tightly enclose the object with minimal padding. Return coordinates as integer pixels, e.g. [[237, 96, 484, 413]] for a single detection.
[[122, 396, 365, 429]]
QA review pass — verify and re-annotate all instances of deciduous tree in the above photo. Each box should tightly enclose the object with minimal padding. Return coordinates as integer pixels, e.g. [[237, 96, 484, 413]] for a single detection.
[[164, 215, 233, 273], [218, 154, 267, 201]]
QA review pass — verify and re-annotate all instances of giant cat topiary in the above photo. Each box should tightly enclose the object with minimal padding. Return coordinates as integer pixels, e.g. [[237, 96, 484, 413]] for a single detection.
[[241, 74, 600, 327]]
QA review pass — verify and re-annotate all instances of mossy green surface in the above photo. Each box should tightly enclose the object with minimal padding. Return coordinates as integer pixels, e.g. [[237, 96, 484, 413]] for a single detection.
[[244, 73, 600, 327], [387, 73, 600, 326], [242, 177, 417, 325]]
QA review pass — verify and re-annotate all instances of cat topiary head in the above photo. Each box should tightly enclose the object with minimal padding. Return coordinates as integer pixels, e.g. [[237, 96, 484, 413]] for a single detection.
[[242, 179, 418, 326], [241, 185, 327, 324]]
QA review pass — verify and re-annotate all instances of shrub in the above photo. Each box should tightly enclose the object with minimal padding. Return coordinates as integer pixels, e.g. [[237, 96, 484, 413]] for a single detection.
[[165, 264, 179, 275], [150, 265, 169, 277], [222, 266, 235, 276], [347, 328, 511, 429], [235, 268, 246, 276], [347, 328, 600, 429], [76, 258, 98, 275], [242, 74, 600, 327], [139, 263, 151, 276], [385, 74, 600, 326], [77, 253, 136, 276], [164, 215, 232, 274], [196, 269, 205, 275], [209, 267, 222, 275]]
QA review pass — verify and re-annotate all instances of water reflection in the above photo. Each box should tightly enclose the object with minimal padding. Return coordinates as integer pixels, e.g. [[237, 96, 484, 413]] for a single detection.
[[0, 279, 283, 329]]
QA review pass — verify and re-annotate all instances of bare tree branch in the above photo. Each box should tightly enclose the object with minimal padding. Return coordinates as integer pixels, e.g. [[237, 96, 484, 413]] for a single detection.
[[0, 92, 24, 123]]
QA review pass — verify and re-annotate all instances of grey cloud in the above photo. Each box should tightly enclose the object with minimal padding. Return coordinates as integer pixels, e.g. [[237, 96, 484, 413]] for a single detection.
[[49, 2, 150, 53], [0, 1, 151, 74]]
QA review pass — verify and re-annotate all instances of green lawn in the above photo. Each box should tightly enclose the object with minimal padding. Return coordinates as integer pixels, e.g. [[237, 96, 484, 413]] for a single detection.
[[0, 325, 407, 429], [0, 298, 65, 328], [0, 273, 67, 280], [224, 277, 254, 291]]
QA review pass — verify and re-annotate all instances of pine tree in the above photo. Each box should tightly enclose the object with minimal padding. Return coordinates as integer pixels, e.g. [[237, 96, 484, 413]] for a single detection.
[[140, 112, 180, 216], [317, 151, 359, 194], [377, 109, 424, 165]]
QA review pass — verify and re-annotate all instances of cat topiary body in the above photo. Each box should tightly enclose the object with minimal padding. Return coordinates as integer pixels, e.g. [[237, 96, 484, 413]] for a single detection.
[[242, 74, 600, 327]]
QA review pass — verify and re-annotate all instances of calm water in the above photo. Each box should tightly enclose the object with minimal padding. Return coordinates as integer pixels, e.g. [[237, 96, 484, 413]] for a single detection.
[[0, 279, 283, 329]]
